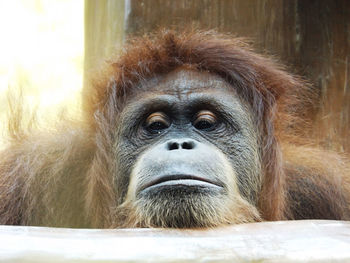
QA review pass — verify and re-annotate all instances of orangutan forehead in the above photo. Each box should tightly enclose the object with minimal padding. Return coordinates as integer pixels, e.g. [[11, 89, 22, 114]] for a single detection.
[[141, 69, 235, 96]]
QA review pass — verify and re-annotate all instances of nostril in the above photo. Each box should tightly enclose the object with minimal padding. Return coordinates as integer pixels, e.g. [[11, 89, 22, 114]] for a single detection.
[[166, 140, 196, 151], [167, 142, 179, 151], [181, 141, 195, 150]]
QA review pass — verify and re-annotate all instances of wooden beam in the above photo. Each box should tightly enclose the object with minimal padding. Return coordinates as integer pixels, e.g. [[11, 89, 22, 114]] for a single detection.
[[1, 220, 350, 262]]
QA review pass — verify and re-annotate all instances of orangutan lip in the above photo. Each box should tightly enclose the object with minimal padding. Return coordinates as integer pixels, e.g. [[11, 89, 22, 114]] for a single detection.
[[140, 174, 223, 192]]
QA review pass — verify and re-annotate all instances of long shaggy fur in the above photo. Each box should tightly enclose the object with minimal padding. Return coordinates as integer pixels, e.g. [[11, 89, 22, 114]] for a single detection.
[[0, 29, 349, 228]]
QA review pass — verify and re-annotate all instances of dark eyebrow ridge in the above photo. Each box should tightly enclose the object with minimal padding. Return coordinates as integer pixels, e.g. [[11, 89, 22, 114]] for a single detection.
[[121, 96, 177, 126], [121, 92, 243, 128]]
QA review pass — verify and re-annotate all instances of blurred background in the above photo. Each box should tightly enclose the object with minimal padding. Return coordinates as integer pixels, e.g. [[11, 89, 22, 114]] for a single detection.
[[0, 0, 349, 152], [0, 1, 84, 123]]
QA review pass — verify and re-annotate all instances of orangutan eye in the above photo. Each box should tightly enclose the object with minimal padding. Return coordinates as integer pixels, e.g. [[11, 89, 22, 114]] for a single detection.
[[193, 110, 217, 131], [145, 112, 171, 133]]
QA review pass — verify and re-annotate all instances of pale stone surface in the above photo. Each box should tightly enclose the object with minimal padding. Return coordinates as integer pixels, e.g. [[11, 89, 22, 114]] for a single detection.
[[0, 220, 350, 262]]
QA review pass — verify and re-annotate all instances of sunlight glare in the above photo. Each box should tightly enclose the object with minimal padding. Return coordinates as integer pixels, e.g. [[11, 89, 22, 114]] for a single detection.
[[0, 0, 84, 123]]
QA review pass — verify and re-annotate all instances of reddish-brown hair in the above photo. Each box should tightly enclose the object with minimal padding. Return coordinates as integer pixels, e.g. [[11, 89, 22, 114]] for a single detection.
[[1, 29, 349, 228], [85, 29, 309, 221]]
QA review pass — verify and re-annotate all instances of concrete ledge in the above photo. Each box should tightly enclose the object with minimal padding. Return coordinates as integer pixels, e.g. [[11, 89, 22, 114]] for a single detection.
[[1, 220, 350, 262]]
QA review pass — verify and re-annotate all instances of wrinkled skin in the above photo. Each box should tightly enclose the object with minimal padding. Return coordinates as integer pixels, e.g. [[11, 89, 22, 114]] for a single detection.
[[114, 69, 261, 227]]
